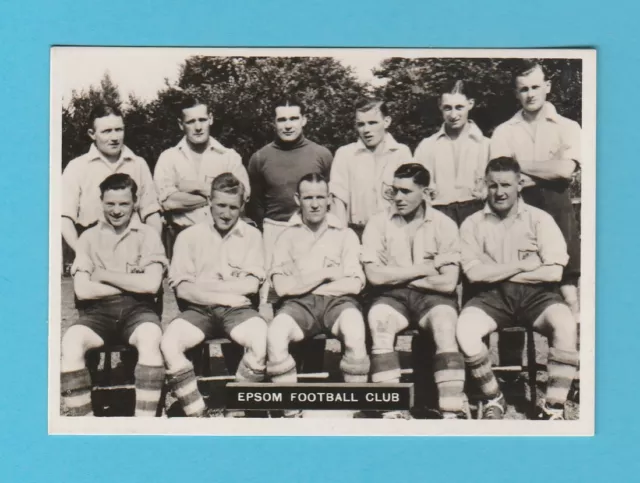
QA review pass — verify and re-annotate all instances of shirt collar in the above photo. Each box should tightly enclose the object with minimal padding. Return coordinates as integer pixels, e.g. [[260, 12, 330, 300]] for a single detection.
[[508, 102, 560, 125], [98, 213, 143, 236], [288, 212, 343, 230], [355, 132, 401, 154], [178, 136, 227, 155], [88, 144, 135, 164], [389, 202, 434, 224], [207, 216, 246, 238], [435, 120, 484, 142], [483, 199, 529, 218]]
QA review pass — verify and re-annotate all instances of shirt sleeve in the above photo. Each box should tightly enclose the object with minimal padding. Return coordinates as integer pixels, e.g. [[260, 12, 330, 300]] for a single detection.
[[153, 149, 179, 206], [360, 215, 385, 265], [237, 228, 265, 282], [139, 228, 169, 271], [137, 158, 162, 221], [227, 150, 251, 200], [168, 230, 196, 288], [329, 146, 350, 206], [413, 138, 434, 187], [269, 230, 295, 281], [489, 124, 514, 160], [459, 216, 485, 275], [62, 160, 81, 223], [535, 211, 569, 267], [70, 231, 94, 275], [247, 151, 265, 226], [319, 146, 334, 180], [341, 229, 365, 289], [433, 216, 461, 269], [561, 119, 582, 166]]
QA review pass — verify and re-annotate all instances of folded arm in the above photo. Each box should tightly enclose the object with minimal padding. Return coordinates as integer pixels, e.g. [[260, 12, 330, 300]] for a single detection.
[[272, 268, 337, 298], [409, 264, 459, 294], [364, 261, 437, 287], [175, 281, 247, 307], [74, 271, 122, 300], [195, 276, 260, 297], [92, 264, 164, 295], [521, 159, 578, 181], [509, 264, 563, 284], [161, 192, 209, 213]]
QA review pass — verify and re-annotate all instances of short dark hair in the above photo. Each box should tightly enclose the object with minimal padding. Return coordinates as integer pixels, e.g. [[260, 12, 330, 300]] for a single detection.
[[210, 172, 245, 199], [355, 97, 389, 118], [178, 95, 209, 119], [440, 79, 473, 100], [511, 59, 546, 87], [296, 172, 327, 193], [99, 173, 138, 201], [88, 103, 123, 130], [394, 163, 430, 188], [485, 157, 521, 176], [274, 96, 306, 116]]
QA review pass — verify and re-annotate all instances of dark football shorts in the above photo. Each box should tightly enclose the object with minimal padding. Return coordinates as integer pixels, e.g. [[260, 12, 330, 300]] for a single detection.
[[178, 303, 260, 338], [73, 294, 161, 345], [463, 282, 567, 329], [277, 294, 361, 338], [370, 286, 458, 327]]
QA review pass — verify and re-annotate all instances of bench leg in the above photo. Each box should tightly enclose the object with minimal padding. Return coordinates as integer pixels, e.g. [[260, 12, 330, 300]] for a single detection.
[[526, 330, 538, 418]]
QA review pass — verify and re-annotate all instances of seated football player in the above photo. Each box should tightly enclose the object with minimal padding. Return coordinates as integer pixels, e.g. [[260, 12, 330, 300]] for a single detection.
[[160, 173, 267, 417], [60, 173, 167, 417], [456, 157, 579, 420], [266, 173, 370, 391], [362, 163, 465, 419]]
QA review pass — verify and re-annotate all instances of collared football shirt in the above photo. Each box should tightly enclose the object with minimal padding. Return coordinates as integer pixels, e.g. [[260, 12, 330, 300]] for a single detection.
[[413, 121, 490, 205], [459, 200, 569, 275], [154, 136, 250, 227], [62, 144, 161, 227], [269, 213, 365, 297], [71, 216, 167, 277], [361, 204, 460, 270], [329, 133, 412, 226], [168, 218, 264, 308], [490, 102, 582, 175]]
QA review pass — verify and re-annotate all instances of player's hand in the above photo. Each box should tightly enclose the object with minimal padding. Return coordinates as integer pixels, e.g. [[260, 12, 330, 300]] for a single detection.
[[258, 303, 275, 323], [518, 256, 542, 272], [419, 261, 438, 277]]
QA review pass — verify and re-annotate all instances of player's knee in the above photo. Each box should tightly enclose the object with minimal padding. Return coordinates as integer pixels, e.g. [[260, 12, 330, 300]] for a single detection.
[[243, 317, 268, 360], [337, 309, 366, 354], [427, 306, 458, 338], [267, 314, 297, 347], [368, 304, 401, 341], [61, 327, 100, 363], [544, 304, 577, 343], [160, 325, 188, 360], [455, 310, 485, 353], [131, 323, 162, 356]]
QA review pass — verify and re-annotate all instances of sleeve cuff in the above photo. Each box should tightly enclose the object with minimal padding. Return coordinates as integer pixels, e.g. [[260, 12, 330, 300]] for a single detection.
[[168, 274, 195, 289], [434, 253, 460, 270]]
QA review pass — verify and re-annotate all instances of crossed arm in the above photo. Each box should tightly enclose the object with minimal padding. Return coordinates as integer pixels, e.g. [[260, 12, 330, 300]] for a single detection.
[[161, 180, 210, 213], [176, 276, 260, 307], [272, 267, 341, 298], [465, 254, 562, 284], [73, 263, 164, 300], [521, 159, 578, 182]]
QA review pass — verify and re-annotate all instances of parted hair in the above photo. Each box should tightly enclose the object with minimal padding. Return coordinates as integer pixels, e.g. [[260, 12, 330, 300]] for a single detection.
[[511, 59, 546, 86], [394, 163, 431, 187], [274, 96, 306, 116], [440, 79, 474, 100], [355, 97, 389, 118], [178, 94, 209, 119], [296, 172, 327, 193], [485, 156, 521, 175], [88, 103, 123, 130], [210, 172, 245, 198], [99, 173, 138, 201]]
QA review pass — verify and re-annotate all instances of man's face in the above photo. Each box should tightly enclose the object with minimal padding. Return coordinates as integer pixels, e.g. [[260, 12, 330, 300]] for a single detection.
[[392, 177, 426, 216], [355, 108, 391, 149], [89, 115, 124, 159], [274, 105, 307, 142], [440, 93, 474, 131], [179, 104, 212, 145], [210, 190, 243, 233], [515, 67, 551, 113], [101, 188, 135, 230], [486, 170, 521, 213], [295, 180, 329, 226]]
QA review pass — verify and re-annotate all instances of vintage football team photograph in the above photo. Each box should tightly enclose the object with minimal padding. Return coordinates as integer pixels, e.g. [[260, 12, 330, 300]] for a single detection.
[[48, 47, 595, 435]]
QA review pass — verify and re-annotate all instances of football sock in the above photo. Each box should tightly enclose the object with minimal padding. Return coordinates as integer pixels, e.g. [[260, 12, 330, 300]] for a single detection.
[[167, 364, 206, 417], [61, 368, 93, 416], [134, 364, 166, 417], [433, 352, 466, 413]]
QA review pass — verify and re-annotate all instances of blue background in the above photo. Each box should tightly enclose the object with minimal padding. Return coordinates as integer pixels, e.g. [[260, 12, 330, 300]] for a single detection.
[[0, 0, 636, 480]]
